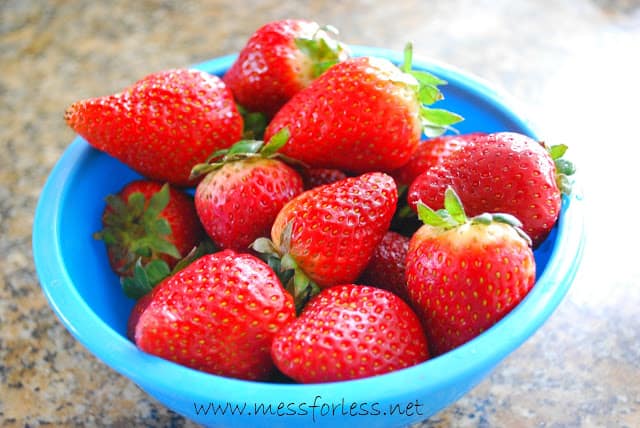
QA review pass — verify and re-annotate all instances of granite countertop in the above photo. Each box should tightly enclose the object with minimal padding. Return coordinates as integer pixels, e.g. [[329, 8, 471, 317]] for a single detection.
[[2, 0, 639, 426]]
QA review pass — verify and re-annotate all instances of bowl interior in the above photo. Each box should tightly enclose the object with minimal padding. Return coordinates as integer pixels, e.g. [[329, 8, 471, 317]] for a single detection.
[[33, 47, 582, 427]]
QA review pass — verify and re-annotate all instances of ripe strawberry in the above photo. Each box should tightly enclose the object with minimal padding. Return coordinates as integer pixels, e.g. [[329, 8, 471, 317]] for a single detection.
[[390, 132, 485, 186], [94, 180, 205, 292], [407, 132, 575, 246], [129, 250, 296, 381], [224, 19, 348, 118], [264, 44, 463, 174], [301, 168, 347, 190], [406, 187, 536, 356], [64, 69, 243, 186], [253, 172, 397, 310], [192, 129, 304, 251], [358, 231, 411, 302], [271, 284, 429, 383]]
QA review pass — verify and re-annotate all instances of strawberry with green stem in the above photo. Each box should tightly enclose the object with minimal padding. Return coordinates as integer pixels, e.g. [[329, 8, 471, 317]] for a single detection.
[[264, 43, 463, 174], [191, 128, 304, 252], [224, 19, 349, 118], [253, 172, 398, 313], [406, 187, 536, 356], [94, 180, 206, 298]]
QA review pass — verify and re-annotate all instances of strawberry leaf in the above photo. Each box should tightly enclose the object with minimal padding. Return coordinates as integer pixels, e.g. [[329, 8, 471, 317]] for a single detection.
[[490, 212, 523, 228], [424, 102, 460, 130], [401, 42, 414, 73], [421, 108, 464, 132], [260, 127, 290, 157], [134, 235, 181, 259], [410, 69, 448, 87], [127, 192, 146, 217], [290, 269, 319, 315], [227, 139, 264, 156], [416, 202, 451, 228], [295, 24, 348, 78], [170, 239, 217, 275], [251, 237, 279, 255], [121, 258, 171, 299], [418, 84, 445, 105], [148, 217, 172, 237], [443, 187, 467, 224], [400, 42, 465, 136], [545, 143, 575, 195], [470, 212, 532, 247], [557, 173, 573, 196], [548, 144, 568, 160], [280, 253, 298, 271], [144, 183, 170, 219], [145, 258, 172, 285], [555, 158, 576, 176]]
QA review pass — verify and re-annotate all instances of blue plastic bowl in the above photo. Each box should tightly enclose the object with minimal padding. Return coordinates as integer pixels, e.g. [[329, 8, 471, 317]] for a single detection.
[[33, 47, 584, 428]]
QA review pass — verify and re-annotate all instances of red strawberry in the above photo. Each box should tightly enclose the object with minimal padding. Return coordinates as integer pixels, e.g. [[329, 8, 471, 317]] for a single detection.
[[94, 180, 205, 293], [264, 44, 463, 174], [64, 69, 243, 186], [129, 250, 296, 381], [192, 129, 304, 251], [301, 168, 348, 190], [358, 231, 411, 302], [408, 132, 575, 246], [224, 19, 348, 118], [271, 284, 429, 383], [253, 172, 397, 310], [390, 132, 485, 186], [406, 187, 536, 356]]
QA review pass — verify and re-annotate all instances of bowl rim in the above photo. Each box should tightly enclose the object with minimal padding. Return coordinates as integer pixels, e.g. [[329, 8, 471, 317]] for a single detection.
[[33, 46, 585, 414]]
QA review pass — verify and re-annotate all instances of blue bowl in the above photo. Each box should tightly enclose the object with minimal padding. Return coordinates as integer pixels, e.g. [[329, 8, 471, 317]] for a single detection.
[[33, 47, 584, 427]]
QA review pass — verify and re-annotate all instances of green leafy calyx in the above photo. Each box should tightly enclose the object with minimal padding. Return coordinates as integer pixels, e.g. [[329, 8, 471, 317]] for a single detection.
[[251, 221, 320, 314], [295, 24, 349, 77], [121, 258, 171, 299], [189, 127, 297, 179], [94, 183, 181, 278], [401, 43, 464, 137], [416, 187, 532, 245], [546, 142, 576, 195]]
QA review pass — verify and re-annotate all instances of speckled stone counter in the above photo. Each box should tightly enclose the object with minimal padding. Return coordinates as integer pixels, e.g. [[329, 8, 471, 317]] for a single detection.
[[2, 0, 639, 426]]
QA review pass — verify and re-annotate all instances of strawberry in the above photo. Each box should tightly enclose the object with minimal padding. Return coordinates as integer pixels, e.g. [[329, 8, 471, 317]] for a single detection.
[[264, 44, 463, 174], [301, 168, 348, 190], [64, 69, 243, 186], [271, 284, 429, 383], [129, 250, 296, 381], [224, 19, 348, 118], [390, 132, 485, 187], [94, 180, 205, 295], [358, 231, 411, 302], [191, 129, 304, 252], [407, 132, 575, 246], [406, 187, 536, 356], [253, 172, 397, 310]]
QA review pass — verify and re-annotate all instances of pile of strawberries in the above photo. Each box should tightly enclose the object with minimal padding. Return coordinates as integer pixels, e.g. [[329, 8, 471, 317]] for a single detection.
[[64, 19, 574, 383]]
